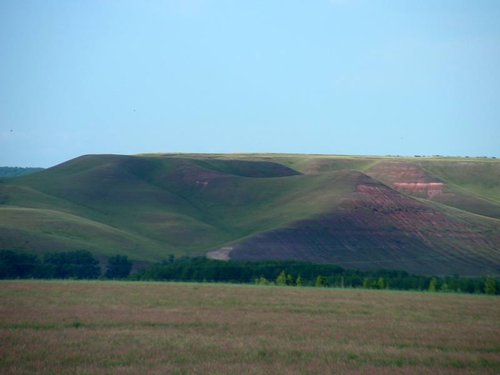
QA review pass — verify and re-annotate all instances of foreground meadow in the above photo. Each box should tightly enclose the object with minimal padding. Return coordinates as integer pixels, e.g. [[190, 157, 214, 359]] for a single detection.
[[0, 281, 499, 374]]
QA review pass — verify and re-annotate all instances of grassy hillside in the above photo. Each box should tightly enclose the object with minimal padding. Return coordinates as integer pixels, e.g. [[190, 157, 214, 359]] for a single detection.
[[0, 155, 356, 259], [0, 153, 499, 275], [0, 167, 44, 178], [1, 281, 499, 374]]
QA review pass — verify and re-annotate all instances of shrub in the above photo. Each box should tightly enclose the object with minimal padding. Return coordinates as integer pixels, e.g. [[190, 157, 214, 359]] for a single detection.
[[428, 278, 437, 292], [0, 250, 40, 279], [276, 271, 287, 286], [315, 275, 329, 287], [377, 277, 386, 289], [105, 255, 132, 279], [43, 250, 100, 279], [255, 276, 272, 286], [296, 275, 304, 287], [484, 277, 497, 295]]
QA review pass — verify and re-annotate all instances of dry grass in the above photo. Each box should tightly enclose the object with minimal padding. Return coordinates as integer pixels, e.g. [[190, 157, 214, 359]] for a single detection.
[[0, 281, 499, 374]]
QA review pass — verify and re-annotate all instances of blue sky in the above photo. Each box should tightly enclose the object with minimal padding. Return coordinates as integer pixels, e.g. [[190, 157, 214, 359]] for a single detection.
[[1, 0, 499, 167]]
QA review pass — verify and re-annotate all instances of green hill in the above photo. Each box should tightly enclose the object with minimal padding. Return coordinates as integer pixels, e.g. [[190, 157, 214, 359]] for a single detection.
[[0, 153, 499, 276], [0, 167, 44, 178]]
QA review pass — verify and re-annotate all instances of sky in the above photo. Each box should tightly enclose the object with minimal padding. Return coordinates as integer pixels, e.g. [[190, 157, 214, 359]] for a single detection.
[[1, 0, 499, 167]]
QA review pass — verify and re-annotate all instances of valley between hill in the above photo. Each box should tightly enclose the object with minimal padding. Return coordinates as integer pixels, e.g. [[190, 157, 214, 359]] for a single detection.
[[0, 153, 499, 276]]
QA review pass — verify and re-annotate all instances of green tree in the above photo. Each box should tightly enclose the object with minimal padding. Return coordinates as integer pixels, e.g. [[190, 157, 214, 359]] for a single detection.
[[0, 250, 40, 279], [276, 271, 287, 286], [105, 255, 132, 279], [484, 277, 497, 295], [255, 276, 271, 286], [428, 278, 437, 292], [377, 277, 386, 289], [315, 275, 329, 287], [43, 250, 100, 279], [440, 282, 449, 292], [296, 275, 303, 287], [286, 274, 295, 286], [363, 278, 371, 289]]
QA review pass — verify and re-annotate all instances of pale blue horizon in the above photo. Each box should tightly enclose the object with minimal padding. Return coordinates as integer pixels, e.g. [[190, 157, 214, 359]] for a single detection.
[[1, 0, 499, 167]]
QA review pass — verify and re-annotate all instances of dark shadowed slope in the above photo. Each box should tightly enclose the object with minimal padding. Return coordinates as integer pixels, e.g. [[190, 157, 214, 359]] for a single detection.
[[228, 173, 500, 276], [0, 153, 499, 275]]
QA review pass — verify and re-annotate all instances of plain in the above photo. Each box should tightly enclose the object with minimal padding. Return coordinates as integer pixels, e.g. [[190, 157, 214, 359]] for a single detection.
[[0, 280, 499, 374]]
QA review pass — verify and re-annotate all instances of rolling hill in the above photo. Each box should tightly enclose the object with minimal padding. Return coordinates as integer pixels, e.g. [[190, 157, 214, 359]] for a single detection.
[[0, 167, 44, 178], [0, 153, 499, 276]]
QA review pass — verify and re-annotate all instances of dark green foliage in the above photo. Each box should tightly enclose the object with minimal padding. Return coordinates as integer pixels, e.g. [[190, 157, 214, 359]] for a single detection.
[[440, 282, 449, 292], [276, 271, 287, 286], [0, 250, 41, 278], [0, 250, 100, 279], [484, 277, 497, 295], [275, 270, 295, 286], [131, 257, 499, 295], [105, 255, 132, 279], [364, 278, 386, 289], [133, 258, 345, 285], [1, 250, 499, 296], [315, 275, 329, 287], [428, 277, 437, 292], [255, 276, 272, 285], [296, 275, 303, 287], [377, 277, 386, 289], [43, 250, 100, 279]]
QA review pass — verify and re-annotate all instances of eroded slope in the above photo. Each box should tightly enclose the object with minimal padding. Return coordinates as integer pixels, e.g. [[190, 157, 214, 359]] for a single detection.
[[228, 173, 500, 276]]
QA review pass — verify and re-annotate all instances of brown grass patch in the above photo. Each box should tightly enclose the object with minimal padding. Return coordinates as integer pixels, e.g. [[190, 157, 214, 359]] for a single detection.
[[1, 281, 499, 374]]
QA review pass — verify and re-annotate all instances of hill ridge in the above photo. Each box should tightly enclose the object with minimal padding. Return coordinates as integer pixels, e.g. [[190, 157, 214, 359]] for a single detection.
[[0, 153, 498, 275]]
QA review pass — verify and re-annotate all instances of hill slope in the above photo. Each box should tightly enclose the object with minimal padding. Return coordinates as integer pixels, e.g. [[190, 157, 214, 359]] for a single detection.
[[0, 167, 44, 178], [0, 153, 499, 276]]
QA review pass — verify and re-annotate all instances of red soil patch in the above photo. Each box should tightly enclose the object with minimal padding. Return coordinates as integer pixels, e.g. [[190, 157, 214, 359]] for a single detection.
[[368, 162, 444, 199], [393, 182, 444, 199], [230, 175, 500, 275]]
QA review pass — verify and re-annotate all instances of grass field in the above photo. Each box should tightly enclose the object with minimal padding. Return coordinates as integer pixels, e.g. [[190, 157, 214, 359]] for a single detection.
[[1, 281, 499, 374]]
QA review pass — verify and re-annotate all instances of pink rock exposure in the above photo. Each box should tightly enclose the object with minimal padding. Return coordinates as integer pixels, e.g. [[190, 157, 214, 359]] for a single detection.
[[393, 182, 444, 199]]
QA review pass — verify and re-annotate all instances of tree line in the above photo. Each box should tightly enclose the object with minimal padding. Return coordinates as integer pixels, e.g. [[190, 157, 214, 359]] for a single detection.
[[131, 256, 498, 295], [0, 250, 132, 279], [1, 250, 497, 295]]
